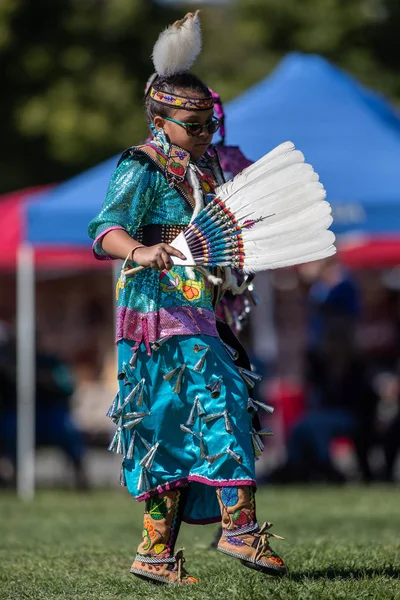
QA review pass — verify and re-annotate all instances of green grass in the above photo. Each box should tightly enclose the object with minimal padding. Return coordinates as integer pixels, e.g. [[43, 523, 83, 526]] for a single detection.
[[0, 486, 399, 600]]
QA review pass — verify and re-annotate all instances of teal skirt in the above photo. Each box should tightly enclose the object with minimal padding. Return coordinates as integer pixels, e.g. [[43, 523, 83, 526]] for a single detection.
[[109, 335, 258, 524]]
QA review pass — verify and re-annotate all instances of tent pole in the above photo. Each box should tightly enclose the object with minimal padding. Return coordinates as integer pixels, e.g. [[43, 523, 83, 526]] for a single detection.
[[16, 243, 36, 500]]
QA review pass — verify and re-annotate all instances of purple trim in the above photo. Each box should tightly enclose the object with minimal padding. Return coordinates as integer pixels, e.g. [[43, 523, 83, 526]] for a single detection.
[[135, 475, 256, 503], [92, 226, 127, 260], [116, 306, 218, 344]]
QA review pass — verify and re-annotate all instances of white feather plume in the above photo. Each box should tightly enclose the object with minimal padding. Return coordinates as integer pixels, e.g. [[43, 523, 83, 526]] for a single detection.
[[152, 11, 202, 77], [214, 142, 336, 273]]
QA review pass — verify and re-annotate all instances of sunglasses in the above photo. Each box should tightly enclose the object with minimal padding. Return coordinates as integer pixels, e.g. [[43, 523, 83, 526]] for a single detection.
[[164, 116, 221, 137]]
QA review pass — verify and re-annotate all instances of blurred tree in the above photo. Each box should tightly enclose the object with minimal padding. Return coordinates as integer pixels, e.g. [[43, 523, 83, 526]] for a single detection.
[[0, 0, 180, 191], [1, 0, 400, 192]]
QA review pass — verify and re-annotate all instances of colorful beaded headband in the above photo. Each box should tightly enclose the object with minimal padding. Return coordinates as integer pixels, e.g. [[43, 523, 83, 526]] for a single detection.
[[149, 87, 214, 111]]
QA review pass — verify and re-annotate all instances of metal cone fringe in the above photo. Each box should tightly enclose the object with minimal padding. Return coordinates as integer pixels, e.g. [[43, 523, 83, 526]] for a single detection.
[[226, 445, 243, 464], [238, 367, 262, 389], [173, 364, 186, 394], [193, 349, 209, 372], [206, 375, 223, 398], [138, 468, 150, 492], [222, 342, 239, 361], [139, 442, 159, 470]]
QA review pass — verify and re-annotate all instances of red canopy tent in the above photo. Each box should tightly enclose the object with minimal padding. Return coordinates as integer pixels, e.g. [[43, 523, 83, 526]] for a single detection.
[[338, 236, 400, 269], [0, 186, 107, 270]]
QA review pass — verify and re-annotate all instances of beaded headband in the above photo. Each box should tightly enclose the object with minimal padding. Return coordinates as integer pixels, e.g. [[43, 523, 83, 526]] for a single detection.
[[149, 87, 214, 111]]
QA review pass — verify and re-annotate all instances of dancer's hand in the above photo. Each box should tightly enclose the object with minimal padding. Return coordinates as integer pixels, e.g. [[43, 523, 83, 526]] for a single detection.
[[134, 243, 186, 271]]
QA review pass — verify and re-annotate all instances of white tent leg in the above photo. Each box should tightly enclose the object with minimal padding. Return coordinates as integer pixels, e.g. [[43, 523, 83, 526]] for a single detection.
[[16, 243, 36, 500]]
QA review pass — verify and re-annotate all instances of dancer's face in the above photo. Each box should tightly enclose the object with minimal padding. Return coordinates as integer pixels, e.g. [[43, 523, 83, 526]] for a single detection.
[[153, 92, 215, 160]]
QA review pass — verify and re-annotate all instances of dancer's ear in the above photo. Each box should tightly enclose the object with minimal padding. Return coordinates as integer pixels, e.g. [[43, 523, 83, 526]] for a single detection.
[[153, 116, 166, 131]]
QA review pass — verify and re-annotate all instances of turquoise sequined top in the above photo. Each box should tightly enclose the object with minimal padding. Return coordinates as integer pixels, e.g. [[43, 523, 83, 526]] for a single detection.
[[88, 134, 218, 349]]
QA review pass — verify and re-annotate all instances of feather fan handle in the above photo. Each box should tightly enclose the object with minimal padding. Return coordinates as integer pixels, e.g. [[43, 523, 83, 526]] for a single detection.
[[152, 11, 202, 77]]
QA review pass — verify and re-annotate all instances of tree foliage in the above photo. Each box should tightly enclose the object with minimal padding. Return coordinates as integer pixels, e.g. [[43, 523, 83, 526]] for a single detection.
[[1, 0, 400, 192]]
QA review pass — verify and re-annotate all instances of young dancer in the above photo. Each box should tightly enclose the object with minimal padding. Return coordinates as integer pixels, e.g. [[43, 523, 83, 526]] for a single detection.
[[89, 12, 286, 584]]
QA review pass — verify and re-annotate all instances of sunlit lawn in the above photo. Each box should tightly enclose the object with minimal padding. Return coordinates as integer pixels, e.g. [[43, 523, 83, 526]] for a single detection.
[[0, 485, 399, 600]]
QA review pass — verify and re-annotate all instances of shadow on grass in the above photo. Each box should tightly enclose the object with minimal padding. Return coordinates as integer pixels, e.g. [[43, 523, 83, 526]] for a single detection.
[[289, 566, 399, 581]]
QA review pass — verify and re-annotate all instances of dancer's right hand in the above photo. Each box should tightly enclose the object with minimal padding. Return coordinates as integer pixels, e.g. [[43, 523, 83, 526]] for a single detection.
[[133, 243, 186, 271]]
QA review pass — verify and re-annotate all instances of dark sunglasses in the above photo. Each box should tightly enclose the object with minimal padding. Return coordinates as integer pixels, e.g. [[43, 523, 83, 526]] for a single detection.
[[164, 116, 221, 137]]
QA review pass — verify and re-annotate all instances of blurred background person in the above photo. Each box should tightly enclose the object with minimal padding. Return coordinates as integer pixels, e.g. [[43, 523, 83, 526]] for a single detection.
[[0, 327, 88, 489]]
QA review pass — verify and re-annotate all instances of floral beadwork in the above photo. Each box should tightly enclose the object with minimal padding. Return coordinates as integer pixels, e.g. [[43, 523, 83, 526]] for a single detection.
[[150, 87, 214, 110], [160, 270, 205, 301]]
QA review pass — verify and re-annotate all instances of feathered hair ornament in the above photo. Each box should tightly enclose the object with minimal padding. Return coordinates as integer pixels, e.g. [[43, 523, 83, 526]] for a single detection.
[[152, 11, 202, 77]]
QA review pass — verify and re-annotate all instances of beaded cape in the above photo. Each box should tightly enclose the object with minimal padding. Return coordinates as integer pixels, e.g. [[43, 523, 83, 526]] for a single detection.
[[88, 130, 223, 352]]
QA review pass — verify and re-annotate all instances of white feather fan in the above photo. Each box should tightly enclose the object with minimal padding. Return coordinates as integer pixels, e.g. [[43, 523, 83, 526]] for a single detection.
[[170, 141, 336, 273]]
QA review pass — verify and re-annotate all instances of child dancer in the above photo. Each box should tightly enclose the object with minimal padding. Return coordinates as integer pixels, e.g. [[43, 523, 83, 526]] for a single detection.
[[89, 12, 286, 584]]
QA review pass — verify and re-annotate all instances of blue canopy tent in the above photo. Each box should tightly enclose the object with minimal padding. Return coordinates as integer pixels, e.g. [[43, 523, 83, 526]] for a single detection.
[[224, 52, 400, 236]]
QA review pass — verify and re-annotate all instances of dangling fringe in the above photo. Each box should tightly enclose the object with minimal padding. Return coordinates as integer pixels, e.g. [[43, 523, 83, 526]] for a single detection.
[[206, 375, 223, 398], [253, 400, 274, 414], [205, 451, 225, 464], [108, 427, 122, 453], [126, 431, 136, 459], [137, 433, 151, 452], [194, 344, 209, 353], [112, 379, 146, 420], [180, 424, 194, 435], [180, 424, 207, 458], [238, 367, 262, 389], [226, 445, 243, 464], [199, 433, 206, 459], [222, 342, 239, 362], [193, 348, 209, 372], [123, 411, 149, 430], [130, 348, 139, 368], [203, 411, 224, 423], [186, 397, 198, 426], [139, 442, 159, 470], [109, 427, 126, 455], [163, 365, 180, 381], [196, 397, 205, 417], [173, 364, 186, 394], [138, 468, 150, 492], [120, 464, 127, 487], [223, 410, 233, 434], [255, 427, 274, 437], [151, 336, 173, 351], [163, 364, 186, 393], [251, 430, 265, 458], [106, 393, 120, 422], [136, 379, 146, 407]]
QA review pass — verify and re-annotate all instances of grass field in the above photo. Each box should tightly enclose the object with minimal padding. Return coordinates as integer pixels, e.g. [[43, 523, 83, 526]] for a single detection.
[[0, 485, 399, 600]]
